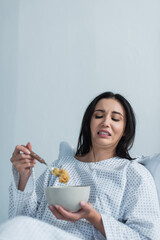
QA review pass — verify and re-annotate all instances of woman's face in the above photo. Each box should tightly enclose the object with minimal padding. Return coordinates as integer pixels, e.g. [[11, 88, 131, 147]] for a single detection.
[[90, 98, 126, 150]]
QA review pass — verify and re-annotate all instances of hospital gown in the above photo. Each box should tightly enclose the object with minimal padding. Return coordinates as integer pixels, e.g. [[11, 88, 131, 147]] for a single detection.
[[1, 155, 160, 240]]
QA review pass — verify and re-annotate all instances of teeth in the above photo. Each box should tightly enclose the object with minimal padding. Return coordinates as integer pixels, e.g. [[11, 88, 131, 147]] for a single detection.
[[99, 131, 110, 136]]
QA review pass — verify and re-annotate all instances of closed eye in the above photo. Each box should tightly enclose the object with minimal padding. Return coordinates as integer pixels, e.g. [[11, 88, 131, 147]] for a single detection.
[[95, 115, 103, 119], [112, 118, 120, 121]]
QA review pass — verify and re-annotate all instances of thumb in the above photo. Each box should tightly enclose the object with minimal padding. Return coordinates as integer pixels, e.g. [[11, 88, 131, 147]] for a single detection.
[[26, 142, 32, 151], [80, 201, 92, 211]]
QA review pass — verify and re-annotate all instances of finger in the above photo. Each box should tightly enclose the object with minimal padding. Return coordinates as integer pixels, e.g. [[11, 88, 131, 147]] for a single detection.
[[16, 153, 34, 161], [80, 201, 97, 222], [48, 206, 67, 220], [13, 145, 31, 156], [13, 161, 36, 170], [26, 142, 32, 151], [14, 159, 36, 166], [54, 205, 81, 221], [12, 153, 33, 160], [10, 154, 34, 163], [80, 201, 92, 212]]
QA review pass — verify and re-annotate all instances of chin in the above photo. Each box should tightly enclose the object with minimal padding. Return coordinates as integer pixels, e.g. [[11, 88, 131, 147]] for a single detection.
[[94, 139, 112, 148]]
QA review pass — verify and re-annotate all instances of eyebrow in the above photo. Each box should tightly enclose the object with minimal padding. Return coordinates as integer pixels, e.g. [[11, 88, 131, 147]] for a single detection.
[[94, 109, 124, 117], [94, 109, 105, 113]]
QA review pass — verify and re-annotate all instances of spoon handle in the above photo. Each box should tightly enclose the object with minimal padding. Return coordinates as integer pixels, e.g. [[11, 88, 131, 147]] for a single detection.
[[21, 145, 48, 166]]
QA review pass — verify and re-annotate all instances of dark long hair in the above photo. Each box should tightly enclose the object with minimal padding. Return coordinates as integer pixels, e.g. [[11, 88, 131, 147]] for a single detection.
[[75, 92, 136, 160]]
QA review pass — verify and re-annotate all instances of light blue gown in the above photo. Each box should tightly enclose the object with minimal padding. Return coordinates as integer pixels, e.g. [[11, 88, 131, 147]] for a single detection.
[[0, 155, 160, 240]]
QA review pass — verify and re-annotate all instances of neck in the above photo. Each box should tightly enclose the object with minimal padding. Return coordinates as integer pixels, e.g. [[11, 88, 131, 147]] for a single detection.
[[87, 145, 116, 162]]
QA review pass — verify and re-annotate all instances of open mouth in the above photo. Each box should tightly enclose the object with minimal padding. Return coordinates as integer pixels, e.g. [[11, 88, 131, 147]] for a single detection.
[[98, 131, 111, 136]]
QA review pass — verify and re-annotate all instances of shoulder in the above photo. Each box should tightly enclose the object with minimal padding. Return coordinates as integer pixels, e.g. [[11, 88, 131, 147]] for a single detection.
[[126, 160, 155, 187], [123, 159, 160, 210]]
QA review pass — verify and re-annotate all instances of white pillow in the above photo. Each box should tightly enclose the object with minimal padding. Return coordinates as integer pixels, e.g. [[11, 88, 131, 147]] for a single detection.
[[135, 153, 160, 206], [58, 141, 75, 159], [58, 142, 160, 206]]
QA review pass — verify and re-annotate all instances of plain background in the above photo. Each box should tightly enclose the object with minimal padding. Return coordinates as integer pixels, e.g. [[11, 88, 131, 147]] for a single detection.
[[0, 0, 160, 224]]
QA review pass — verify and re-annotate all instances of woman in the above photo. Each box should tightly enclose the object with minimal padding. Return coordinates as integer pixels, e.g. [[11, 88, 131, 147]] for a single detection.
[[1, 92, 160, 240]]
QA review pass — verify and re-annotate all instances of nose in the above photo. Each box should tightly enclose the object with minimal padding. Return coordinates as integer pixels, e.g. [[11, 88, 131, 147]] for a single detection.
[[101, 116, 110, 127]]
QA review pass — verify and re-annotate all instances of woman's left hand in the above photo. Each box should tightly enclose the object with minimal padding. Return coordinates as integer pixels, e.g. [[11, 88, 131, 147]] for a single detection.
[[48, 201, 106, 237], [48, 201, 98, 223]]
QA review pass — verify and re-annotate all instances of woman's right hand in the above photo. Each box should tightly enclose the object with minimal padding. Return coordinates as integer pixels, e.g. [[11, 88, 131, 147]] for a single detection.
[[10, 142, 36, 190]]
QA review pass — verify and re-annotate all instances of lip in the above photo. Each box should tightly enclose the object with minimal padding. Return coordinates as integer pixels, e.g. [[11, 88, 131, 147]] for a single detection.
[[97, 129, 111, 136]]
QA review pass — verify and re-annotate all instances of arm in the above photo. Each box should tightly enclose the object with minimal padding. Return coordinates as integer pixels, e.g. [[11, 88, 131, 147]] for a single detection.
[[9, 165, 51, 218], [9, 143, 57, 218], [9, 143, 36, 217], [48, 162, 160, 240], [100, 163, 160, 240], [48, 201, 106, 238]]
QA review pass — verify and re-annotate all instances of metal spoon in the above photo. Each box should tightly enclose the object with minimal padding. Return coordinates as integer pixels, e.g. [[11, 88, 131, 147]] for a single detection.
[[21, 145, 55, 172], [21, 145, 70, 183]]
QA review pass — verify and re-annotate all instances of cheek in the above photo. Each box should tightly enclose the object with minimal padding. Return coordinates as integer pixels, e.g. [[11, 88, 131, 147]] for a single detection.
[[113, 123, 125, 136], [90, 119, 99, 136]]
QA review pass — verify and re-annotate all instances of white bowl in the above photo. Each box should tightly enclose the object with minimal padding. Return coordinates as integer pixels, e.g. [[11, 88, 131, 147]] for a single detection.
[[45, 185, 90, 212]]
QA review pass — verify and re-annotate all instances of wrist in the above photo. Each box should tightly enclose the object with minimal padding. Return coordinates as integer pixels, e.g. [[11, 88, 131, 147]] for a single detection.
[[86, 209, 101, 226], [19, 169, 31, 179], [86, 210, 106, 238], [18, 171, 31, 191]]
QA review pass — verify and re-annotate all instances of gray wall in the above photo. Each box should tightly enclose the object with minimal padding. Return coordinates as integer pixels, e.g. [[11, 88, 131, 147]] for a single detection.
[[1, 0, 160, 224]]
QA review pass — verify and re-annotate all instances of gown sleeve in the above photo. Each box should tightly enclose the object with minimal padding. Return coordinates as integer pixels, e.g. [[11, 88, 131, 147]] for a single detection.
[[8, 162, 57, 218], [93, 162, 160, 240]]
